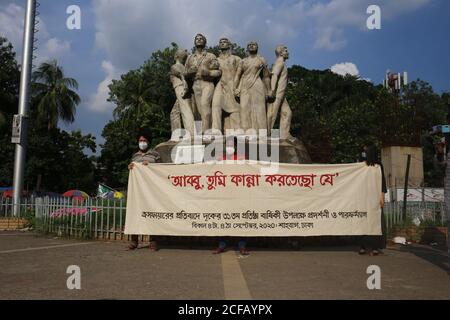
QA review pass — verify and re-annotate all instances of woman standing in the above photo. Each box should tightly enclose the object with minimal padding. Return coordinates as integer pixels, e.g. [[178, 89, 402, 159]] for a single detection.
[[127, 130, 161, 251], [359, 143, 387, 256]]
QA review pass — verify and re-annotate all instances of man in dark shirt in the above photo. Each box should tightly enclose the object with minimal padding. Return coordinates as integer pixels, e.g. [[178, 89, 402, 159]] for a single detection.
[[127, 130, 161, 251], [359, 142, 387, 256]]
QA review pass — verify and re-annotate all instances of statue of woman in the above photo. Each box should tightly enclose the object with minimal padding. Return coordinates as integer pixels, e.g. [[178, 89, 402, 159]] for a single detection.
[[234, 41, 272, 132]]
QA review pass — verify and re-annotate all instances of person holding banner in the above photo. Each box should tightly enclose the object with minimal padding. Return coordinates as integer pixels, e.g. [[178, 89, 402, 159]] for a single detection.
[[127, 130, 161, 251], [213, 137, 249, 255], [359, 143, 387, 256]]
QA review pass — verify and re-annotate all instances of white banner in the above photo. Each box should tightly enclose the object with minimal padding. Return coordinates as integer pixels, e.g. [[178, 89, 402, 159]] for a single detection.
[[125, 162, 382, 237]]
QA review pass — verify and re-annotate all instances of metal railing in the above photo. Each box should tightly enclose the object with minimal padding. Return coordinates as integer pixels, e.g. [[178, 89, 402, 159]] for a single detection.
[[1, 196, 448, 239], [384, 201, 447, 230]]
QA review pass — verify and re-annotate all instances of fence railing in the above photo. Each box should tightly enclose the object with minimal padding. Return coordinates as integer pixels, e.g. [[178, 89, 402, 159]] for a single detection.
[[1, 196, 448, 239], [384, 201, 447, 230]]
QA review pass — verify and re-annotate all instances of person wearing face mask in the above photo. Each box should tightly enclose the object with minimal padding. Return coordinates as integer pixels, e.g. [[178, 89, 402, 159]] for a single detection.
[[213, 137, 249, 255], [127, 130, 161, 251], [358, 142, 387, 256]]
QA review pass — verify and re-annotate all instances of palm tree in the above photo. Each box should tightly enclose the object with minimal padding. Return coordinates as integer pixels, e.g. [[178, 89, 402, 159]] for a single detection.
[[32, 60, 80, 130], [31, 60, 80, 191]]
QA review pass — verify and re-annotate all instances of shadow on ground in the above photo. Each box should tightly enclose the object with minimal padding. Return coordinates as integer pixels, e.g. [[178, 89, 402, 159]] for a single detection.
[[398, 244, 449, 274]]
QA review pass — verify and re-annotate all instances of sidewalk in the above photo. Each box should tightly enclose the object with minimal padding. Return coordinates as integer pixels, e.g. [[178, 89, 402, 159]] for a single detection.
[[0, 231, 448, 300]]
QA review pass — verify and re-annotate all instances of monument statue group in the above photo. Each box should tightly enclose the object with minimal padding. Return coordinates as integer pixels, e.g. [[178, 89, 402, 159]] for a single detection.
[[170, 34, 294, 140], [159, 33, 311, 164]]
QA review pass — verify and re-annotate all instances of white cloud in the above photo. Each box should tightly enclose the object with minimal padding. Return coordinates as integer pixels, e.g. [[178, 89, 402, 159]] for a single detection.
[[45, 38, 71, 56], [34, 38, 72, 65], [86, 61, 120, 113], [0, 3, 25, 51], [0, 2, 65, 63], [92, 0, 432, 70], [331, 62, 360, 77], [92, 0, 305, 70]]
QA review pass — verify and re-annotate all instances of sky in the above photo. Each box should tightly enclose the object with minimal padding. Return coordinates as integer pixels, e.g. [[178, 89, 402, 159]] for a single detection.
[[1, 0, 449, 151]]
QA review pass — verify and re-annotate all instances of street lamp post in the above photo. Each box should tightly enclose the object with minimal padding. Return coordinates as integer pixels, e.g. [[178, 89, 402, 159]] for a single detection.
[[12, 0, 37, 217]]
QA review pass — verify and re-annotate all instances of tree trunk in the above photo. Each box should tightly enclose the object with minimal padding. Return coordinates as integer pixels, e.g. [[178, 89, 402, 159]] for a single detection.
[[35, 174, 42, 192]]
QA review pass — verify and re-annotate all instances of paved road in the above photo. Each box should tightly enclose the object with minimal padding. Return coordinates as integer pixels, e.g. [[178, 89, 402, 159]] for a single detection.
[[0, 231, 448, 300]]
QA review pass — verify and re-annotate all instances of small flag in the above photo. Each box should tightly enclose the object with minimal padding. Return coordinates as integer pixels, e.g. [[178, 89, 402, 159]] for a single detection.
[[97, 183, 115, 198]]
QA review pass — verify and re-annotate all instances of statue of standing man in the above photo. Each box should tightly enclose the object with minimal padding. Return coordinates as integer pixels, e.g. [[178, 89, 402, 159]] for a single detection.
[[267, 45, 294, 140], [185, 34, 221, 133], [170, 49, 195, 137], [211, 38, 242, 133]]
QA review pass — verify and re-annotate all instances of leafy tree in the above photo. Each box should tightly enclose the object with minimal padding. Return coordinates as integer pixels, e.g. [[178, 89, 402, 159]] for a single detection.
[[0, 37, 19, 130], [0, 37, 20, 186], [100, 44, 179, 186], [0, 36, 97, 194], [25, 127, 97, 193], [32, 60, 80, 130]]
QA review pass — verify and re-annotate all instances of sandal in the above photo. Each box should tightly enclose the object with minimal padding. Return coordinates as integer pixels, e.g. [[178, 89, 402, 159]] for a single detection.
[[213, 247, 225, 254], [149, 241, 158, 251], [369, 250, 379, 256], [126, 243, 138, 251], [239, 248, 250, 256], [359, 248, 367, 255]]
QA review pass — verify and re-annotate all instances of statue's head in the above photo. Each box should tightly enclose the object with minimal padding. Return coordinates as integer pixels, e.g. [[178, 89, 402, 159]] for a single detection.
[[219, 37, 231, 51], [175, 49, 189, 64], [247, 41, 258, 54], [275, 45, 289, 60], [194, 34, 207, 48]]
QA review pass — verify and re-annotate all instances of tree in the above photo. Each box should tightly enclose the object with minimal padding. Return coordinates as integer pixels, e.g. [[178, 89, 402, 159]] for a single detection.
[[100, 44, 179, 186], [0, 37, 19, 130], [25, 127, 97, 193], [0, 37, 20, 186], [32, 60, 80, 130]]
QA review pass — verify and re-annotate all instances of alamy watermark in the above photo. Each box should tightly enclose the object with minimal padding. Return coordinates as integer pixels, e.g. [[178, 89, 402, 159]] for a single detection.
[[366, 265, 381, 290], [66, 5, 81, 30], [366, 5, 381, 30], [66, 265, 81, 290]]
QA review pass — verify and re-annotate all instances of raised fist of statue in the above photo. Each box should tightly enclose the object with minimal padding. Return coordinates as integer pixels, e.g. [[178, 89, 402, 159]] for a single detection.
[[201, 68, 210, 77], [187, 66, 198, 76]]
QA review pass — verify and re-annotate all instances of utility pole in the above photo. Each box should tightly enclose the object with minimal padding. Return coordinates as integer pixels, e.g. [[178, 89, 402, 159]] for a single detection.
[[402, 154, 411, 221], [12, 0, 37, 216]]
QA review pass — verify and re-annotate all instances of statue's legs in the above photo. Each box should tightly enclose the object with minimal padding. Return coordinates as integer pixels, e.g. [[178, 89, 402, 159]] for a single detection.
[[267, 99, 282, 132], [211, 88, 224, 133], [280, 98, 293, 140], [170, 100, 181, 133], [175, 86, 195, 137], [193, 80, 214, 133], [228, 111, 241, 130], [248, 84, 267, 132], [240, 92, 251, 131]]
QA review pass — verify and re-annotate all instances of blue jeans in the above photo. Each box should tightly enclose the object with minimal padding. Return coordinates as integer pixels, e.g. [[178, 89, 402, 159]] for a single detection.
[[218, 239, 247, 249]]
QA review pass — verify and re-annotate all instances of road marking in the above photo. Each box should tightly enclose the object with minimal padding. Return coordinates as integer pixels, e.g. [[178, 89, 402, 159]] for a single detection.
[[0, 242, 94, 254], [221, 251, 252, 300]]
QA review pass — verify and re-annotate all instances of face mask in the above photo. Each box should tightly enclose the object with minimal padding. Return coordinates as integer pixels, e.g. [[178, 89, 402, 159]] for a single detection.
[[139, 142, 148, 151], [226, 147, 235, 155]]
